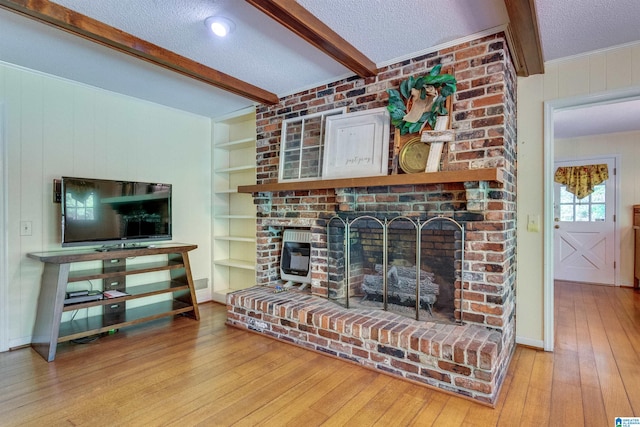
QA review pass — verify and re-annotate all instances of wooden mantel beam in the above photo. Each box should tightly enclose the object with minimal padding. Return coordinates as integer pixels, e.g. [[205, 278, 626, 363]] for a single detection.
[[0, 0, 280, 105], [246, 0, 378, 78], [238, 168, 504, 194], [504, 0, 544, 76]]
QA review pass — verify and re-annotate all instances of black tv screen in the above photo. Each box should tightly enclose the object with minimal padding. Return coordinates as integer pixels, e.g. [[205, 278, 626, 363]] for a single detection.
[[61, 177, 172, 248]]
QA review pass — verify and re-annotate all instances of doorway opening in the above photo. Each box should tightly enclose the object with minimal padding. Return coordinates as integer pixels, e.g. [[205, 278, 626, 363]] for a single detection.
[[544, 88, 640, 351]]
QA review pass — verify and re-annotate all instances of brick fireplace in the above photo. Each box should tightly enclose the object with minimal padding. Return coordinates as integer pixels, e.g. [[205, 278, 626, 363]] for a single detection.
[[227, 32, 516, 405]]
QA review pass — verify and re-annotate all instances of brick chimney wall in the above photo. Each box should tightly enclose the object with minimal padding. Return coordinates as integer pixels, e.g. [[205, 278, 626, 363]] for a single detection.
[[238, 32, 517, 403], [254, 33, 515, 326]]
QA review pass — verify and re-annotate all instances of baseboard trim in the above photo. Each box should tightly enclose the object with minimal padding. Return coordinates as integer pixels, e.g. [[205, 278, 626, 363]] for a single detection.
[[516, 335, 545, 350], [196, 288, 212, 304]]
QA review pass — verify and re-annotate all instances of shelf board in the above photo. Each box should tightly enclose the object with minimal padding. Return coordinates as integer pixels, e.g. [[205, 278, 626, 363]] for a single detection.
[[211, 290, 232, 304], [67, 260, 185, 282], [238, 168, 504, 193], [213, 258, 256, 270], [62, 280, 190, 311], [213, 236, 256, 243], [58, 300, 195, 342], [27, 244, 197, 264], [211, 285, 256, 303], [214, 137, 256, 150], [212, 288, 235, 295], [215, 165, 255, 174], [214, 215, 256, 220]]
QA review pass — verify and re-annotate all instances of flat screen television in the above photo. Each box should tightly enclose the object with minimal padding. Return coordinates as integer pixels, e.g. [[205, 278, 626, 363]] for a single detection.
[[61, 177, 172, 248]]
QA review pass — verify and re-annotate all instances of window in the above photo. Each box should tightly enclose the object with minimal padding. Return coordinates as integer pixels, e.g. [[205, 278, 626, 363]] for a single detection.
[[558, 183, 605, 222]]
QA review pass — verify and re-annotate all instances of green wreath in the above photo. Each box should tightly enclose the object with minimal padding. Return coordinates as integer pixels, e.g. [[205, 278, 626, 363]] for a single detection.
[[386, 64, 457, 135]]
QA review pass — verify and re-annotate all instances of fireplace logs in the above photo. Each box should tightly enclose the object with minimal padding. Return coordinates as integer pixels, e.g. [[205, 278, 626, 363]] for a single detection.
[[362, 264, 439, 314]]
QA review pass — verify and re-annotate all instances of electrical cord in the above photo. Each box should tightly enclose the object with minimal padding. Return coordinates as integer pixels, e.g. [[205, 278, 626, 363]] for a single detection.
[[69, 279, 100, 344], [71, 335, 99, 344]]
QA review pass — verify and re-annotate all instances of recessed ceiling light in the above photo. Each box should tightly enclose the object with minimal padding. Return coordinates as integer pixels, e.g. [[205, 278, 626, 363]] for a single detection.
[[205, 16, 235, 38]]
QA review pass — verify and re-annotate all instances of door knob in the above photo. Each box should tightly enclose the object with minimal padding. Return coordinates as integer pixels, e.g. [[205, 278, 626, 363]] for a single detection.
[[554, 225, 560, 229]]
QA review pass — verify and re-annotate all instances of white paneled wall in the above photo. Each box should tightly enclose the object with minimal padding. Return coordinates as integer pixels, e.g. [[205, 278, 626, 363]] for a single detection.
[[517, 41, 640, 345], [0, 62, 212, 348]]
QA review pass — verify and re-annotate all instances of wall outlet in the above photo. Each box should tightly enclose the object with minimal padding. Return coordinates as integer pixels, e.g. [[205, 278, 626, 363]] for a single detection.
[[20, 221, 32, 236]]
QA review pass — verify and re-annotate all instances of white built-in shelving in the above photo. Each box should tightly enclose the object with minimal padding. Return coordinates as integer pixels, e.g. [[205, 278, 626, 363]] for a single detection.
[[211, 107, 257, 303]]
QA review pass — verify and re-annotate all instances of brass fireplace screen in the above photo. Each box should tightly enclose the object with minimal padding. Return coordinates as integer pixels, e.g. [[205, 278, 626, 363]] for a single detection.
[[326, 215, 465, 323]]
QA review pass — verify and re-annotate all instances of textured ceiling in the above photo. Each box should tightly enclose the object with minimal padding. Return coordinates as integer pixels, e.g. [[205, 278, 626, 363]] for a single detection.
[[535, 0, 640, 61], [1, 0, 639, 132], [297, 0, 508, 65], [48, 0, 351, 97], [555, 99, 640, 139]]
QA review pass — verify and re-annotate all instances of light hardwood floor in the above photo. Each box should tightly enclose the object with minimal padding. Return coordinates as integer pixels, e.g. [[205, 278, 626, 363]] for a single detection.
[[1, 282, 638, 426]]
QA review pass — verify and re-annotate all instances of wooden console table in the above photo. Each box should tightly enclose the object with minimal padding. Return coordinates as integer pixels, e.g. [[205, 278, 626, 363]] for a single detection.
[[28, 243, 200, 362]]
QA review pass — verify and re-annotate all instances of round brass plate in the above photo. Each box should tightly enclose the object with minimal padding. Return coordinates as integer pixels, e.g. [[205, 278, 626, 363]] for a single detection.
[[399, 137, 430, 173]]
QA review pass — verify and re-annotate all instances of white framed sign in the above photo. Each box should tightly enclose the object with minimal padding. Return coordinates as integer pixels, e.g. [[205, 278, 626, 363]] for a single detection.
[[322, 108, 390, 179]]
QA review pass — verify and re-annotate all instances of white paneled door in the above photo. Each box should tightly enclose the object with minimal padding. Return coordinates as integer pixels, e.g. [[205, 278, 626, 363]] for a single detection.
[[553, 157, 616, 285]]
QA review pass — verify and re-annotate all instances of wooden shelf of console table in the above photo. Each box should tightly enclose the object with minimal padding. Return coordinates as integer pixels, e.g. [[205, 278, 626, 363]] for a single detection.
[[237, 168, 503, 193]]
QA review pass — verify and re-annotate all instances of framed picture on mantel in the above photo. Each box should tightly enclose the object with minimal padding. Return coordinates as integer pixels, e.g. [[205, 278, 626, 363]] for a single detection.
[[322, 107, 390, 179], [278, 107, 346, 183]]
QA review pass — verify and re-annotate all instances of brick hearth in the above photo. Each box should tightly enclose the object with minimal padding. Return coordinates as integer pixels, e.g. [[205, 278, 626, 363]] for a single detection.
[[227, 286, 506, 405], [227, 31, 517, 405]]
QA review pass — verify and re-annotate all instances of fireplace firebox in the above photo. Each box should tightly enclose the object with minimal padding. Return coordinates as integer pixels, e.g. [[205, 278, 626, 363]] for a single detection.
[[327, 215, 463, 323]]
